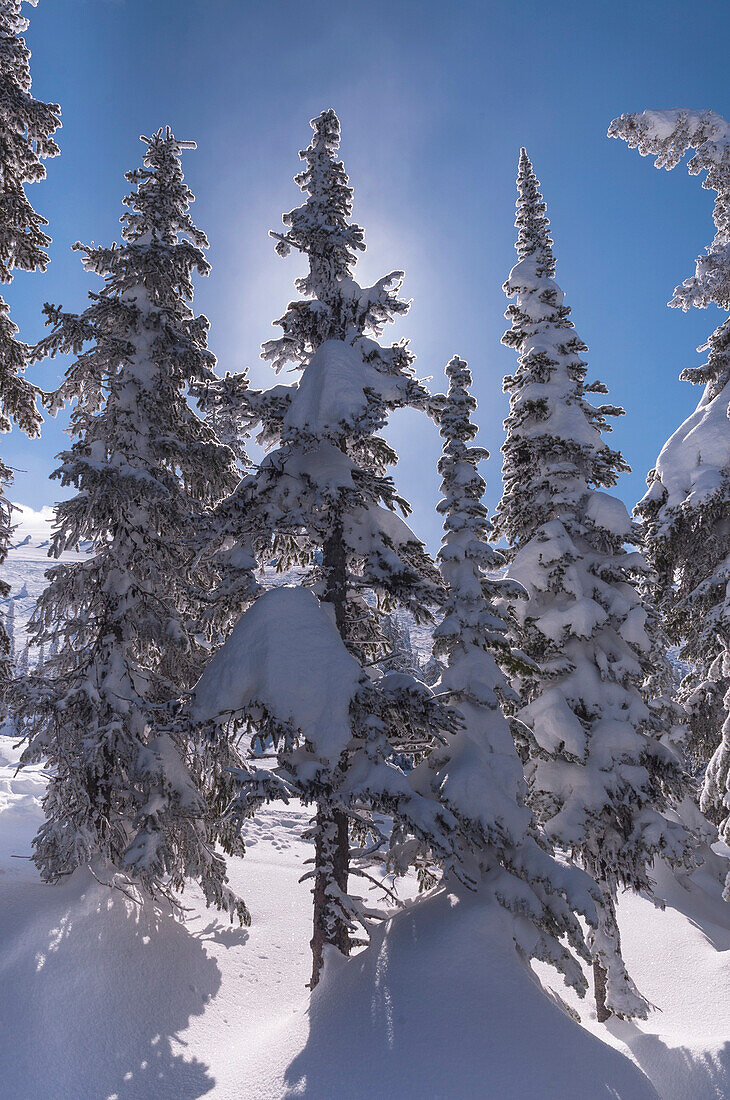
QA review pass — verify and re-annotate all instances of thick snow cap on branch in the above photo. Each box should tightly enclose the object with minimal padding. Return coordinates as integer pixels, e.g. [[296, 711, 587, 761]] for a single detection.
[[584, 492, 633, 538], [283, 338, 409, 439], [645, 390, 730, 516], [608, 109, 730, 167], [192, 586, 364, 759]]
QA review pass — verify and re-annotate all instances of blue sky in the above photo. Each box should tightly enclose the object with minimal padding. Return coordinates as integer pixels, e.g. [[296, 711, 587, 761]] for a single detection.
[[5, 0, 730, 550]]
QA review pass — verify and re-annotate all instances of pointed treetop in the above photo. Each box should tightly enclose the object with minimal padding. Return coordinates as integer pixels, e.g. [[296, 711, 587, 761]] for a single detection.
[[272, 107, 365, 298], [262, 108, 409, 369], [515, 148, 555, 278], [120, 126, 207, 250], [306, 108, 342, 155]]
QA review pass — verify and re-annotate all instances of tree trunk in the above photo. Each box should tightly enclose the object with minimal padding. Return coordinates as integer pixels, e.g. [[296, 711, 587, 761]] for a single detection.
[[310, 805, 350, 988], [593, 958, 610, 1023], [593, 883, 617, 1024], [322, 520, 348, 635], [309, 518, 351, 988]]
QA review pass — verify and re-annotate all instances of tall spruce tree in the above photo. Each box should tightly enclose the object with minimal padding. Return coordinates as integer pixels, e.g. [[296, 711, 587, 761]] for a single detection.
[[410, 355, 597, 994], [494, 149, 697, 1020], [0, 0, 60, 699], [609, 110, 730, 870], [202, 109, 457, 986], [15, 129, 252, 917]]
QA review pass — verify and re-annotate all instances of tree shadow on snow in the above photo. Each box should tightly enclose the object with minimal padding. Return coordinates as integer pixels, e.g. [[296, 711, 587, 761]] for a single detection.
[[0, 873, 221, 1100], [657, 859, 730, 953], [193, 919, 250, 949], [607, 1020, 730, 1100]]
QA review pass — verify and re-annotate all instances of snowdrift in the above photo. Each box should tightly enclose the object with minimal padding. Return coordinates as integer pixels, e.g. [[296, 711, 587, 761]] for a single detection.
[[287, 890, 657, 1100]]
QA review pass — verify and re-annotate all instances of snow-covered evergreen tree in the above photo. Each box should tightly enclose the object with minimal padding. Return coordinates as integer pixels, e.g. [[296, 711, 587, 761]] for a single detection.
[[410, 354, 597, 993], [14, 129, 252, 917], [202, 109, 452, 985], [0, 0, 60, 700], [494, 149, 697, 1020], [378, 613, 420, 677], [609, 110, 730, 855]]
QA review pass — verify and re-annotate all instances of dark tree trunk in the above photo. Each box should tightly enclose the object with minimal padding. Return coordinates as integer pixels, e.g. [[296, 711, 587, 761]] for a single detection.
[[322, 520, 348, 635], [593, 884, 619, 1024], [310, 518, 351, 988], [310, 805, 350, 988], [593, 959, 610, 1023]]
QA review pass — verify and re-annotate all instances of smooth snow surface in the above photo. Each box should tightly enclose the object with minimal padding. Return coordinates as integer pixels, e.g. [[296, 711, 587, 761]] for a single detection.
[[0, 734, 657, 1100], [2, 526, 730, 1099], [287, 891, 657, 1100]]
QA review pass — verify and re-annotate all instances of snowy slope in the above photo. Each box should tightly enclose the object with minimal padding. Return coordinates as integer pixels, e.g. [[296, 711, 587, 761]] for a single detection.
[[3, 728, 730, 1099], [0, 736, 656, 1100], [596, 860, 730, 1100]]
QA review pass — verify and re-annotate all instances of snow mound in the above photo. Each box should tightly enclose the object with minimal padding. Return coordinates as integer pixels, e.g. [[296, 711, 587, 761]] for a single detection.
[[192, 585, 364, 757], [286, 889, 658, 1099]]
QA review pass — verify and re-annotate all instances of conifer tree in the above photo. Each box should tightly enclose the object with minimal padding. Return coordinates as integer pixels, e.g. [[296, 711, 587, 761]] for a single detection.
[[0, 0, 60, 699], [494, 149, 697, 1020], [379, 613, 420, 677], [609, 110, 730, 864], [410, 354, 597, 993], [203, 109, 451, 985], [15, 129, 251, 917]]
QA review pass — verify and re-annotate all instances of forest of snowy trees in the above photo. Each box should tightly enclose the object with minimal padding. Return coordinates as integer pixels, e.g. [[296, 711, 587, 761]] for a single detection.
[[2, 3, 730, 1084]]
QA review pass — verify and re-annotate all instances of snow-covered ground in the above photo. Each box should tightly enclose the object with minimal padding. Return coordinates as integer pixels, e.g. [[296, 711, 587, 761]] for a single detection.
[[2, 505, 730, 1099], [2, 504, 87, 662]]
